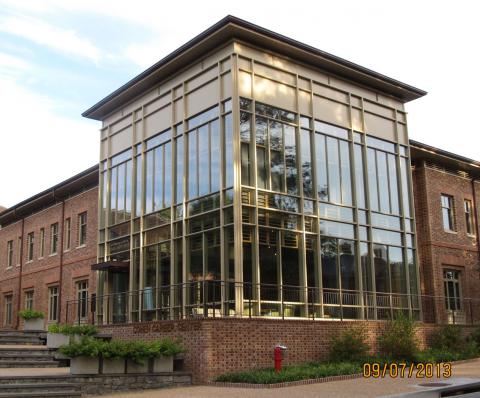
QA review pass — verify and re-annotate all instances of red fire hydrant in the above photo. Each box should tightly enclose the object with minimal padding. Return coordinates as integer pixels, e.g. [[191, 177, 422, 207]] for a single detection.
[[274, 345, 287, 373]]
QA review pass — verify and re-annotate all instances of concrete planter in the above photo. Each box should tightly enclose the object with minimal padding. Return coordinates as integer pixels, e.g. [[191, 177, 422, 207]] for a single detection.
[[70, 357, 100, 375], [152, 356, 173, 373], [23, 318, 44, 331], [47, 332, 70, 349], [126, 359, 149, 374], [102, 358, 125, 374]]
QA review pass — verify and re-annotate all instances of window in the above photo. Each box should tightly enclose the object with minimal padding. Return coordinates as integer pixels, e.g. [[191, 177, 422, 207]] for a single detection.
[[64, 218, 71, 250], [3, 295, 12, 326], [26, 232, 34, 261], [109, 150, 133, 224], [24, 290, 34, 310], [444, 270, 461, 311], [48, 286, 59, 321], [78, 213, 87, 246], [39, 228, 45, 258], [6, 240, 13, 268], [50, 223, 58, 254], [464, 200, 474, 235], [441, 195, 455, 231], [76, 280, 88, 320]]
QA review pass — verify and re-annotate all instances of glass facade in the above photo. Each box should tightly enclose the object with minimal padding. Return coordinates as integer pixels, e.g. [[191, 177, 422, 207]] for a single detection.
[[97, 55, 420, 323]]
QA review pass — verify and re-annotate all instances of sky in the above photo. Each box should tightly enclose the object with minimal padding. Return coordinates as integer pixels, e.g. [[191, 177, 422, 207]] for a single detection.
[[0, 0, 479, 208]]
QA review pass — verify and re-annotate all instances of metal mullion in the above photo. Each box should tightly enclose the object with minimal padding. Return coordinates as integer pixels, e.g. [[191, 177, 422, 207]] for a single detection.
[[385, 150, 393, 215]]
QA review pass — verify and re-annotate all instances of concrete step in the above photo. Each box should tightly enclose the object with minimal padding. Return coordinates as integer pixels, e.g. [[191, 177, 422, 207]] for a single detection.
[[0, 377, 72, 385], [0, 361, 62, 368], [0, 392, 80, 398], [0, 355, 55, 361], [0, 383, 79, 393], [0, 348, 52, 356], [0, 338, 44, 346]]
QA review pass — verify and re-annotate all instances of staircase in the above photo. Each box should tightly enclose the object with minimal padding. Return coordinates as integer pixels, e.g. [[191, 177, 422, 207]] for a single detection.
[[0, 331, 78, 397]]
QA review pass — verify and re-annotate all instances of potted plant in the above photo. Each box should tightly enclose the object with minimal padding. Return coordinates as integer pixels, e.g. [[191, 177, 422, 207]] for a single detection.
[[18, 310, 44, 331], [150, 338, 184, 373], [47, 324, 98, 348], [59, 337, 102, 374], [125, 341, 151, 373], [101, 340, 126, 374]]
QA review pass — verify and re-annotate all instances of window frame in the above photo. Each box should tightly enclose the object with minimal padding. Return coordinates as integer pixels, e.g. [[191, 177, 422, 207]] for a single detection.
[[78, 212, 87, 247], [50, 223, 59, 255], [39, 228, 45, 258], [443, 269, 462, 312], [441, 194, 455, 232], [24, 290, 34, 310], [6, 240, 13, 268], [48, 286, 59, 322], [76, 280, 89, 320], [26, 232, 34, 262], [464, 199, 475, 236], [64, 218, 71, 251], [3, 295, 13, 326]]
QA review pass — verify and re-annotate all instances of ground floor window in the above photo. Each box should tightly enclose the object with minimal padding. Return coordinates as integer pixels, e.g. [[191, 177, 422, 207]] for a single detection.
[[48, 286, 59, 321], [76, 280, 88, 320], [444, 269, 461, 311], [24, 290, 34, 310], [4, 295, 12, 326]]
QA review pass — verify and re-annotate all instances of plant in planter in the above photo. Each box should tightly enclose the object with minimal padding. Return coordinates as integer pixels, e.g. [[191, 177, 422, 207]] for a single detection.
[[149, 338, 185, 373], [47, 324, 98, 348], [101, 340, 128, 374], [59, 337, 103, 375], [18, 309, 44, 331], [125, 341, 151, 373]]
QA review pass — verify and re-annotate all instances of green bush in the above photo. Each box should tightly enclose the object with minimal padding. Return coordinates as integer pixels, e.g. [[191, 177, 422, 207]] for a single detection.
[[431, 325, 465, 351], [18, 309, 44, 320], [329, 324, 370, 362], [216, 362, 361, 384], [378, 313, 418, 361], [468, 327, 480, 347], [59, 337, 184, 363], [47, 324, 97, 336]]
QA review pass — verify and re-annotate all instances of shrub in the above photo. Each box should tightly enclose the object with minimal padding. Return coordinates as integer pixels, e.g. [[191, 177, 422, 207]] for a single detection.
[[468, 327, 480, 347], [18, 309, 44, 320], [431, 325, 465, 351], [48, 324, 97, 336], [378, 313, 418, 361], [329, 324, 370, 362], [59, 337, 104, 358]]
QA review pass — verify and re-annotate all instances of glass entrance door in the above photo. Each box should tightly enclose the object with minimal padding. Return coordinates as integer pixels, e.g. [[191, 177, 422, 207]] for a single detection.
[[110, 272, 129, 324]]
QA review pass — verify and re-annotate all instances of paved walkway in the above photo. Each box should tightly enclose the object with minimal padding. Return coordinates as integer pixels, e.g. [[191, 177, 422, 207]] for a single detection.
[[92, 360, 480, 398]]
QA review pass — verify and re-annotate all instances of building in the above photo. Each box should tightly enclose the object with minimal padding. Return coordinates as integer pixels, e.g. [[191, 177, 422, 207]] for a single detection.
[[81, 15, 426, 324], [411, 140, 480, 325], [0, 167, 98, 329]]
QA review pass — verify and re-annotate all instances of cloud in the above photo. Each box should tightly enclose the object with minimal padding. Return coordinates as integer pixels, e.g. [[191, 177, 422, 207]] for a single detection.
[[0, 14, 101, 63], [0, 51, 31, 72], [0, 76, 99, 208]]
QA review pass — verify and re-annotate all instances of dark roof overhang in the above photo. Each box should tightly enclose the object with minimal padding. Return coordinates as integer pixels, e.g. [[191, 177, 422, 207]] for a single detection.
[[83, 15, 427, 121], [91, 261, 129, 272]]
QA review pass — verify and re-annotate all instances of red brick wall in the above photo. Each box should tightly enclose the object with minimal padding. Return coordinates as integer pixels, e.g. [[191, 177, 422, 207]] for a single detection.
[[100, 318, 471, 383], [0, 187, 98, 329], [413, 164, 480, 323]]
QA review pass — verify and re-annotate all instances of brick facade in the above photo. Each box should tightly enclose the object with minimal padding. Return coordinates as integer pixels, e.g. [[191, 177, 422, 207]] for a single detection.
[[0, 177, 98, 329]]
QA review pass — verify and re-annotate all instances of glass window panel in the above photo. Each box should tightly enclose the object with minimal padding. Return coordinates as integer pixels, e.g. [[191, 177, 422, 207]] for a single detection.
[[301, 129, 313, 198], [400, 157, 411, 217], [175, 136, 183, 204], [284, 124, 297, 195], [359, 226, 368, 241], [146, 129, 171, 149], [135, 157, 142, 217], [367, 148, 379, 211], [154, 146, 163, 210], [256, 117, 267, 145], [270, 149, 284, 192], [255, 102, 295, 123], [407, 249, 418, 299], [187, 235, 203, 281], [353, 132, 362, 143], [399, 145, 407, 156], [388, 154, 400, 214], [305, 235, 318, 288], [360, 242, 372, 291], [376, 151, 390, 213], [319, 203, 354, 222], [224, 113, 233, 188], [372, 228, 402, 246], [125, 160, 132, 219], [187, 106, 219, 130], [339, 140, 352, 205], [269, 120, 283, 151], [110, 167, 118, 223], [282, 231, 300, 286], [321, 237, 338, 289], [188, 131, 197, 199], [354, 144, 366, 208], [198, 125, 209, 196], [315, 121, 348, 140], [164, 143, 171, 207], [111, 149, 132, 166], [256, 147, 267, 189], [240, 112, 251, 143], [373, 244, 389, 293], [210, 120, 220, 192], [371, 213, 401, 230], [358, 210, 367, 224], [206, 230, 221, 279], [320, 221, 354, 239], [241, 143, 251, 186], [315, 134, 328, 201], [327, 137, 341, 203], [300, 116, 310, 129], [145, 151, 153, 214], [117, 163, 126, 222], [259, 228, 280, 299], [389, 246, 406, 294], [366, 136, 395, 153], [240, 97, 252, 111], [340, 240, 356, 290]]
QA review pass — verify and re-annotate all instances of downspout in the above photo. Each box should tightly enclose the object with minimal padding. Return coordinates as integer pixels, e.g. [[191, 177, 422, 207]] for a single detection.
[[471, 179, 480, 274], [57, 199, 66, 323], [15, 217, 25, 330]]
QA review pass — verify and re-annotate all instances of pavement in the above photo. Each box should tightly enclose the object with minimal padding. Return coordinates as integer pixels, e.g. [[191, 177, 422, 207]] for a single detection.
[[91, 359, 480, 398]]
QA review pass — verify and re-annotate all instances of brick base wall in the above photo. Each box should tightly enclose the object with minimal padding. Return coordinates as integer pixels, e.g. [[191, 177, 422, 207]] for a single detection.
[[101, 318, 474, 383]]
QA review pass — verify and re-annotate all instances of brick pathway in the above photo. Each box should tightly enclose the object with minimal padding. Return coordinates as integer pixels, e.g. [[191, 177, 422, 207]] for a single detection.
[[92, 359, 480, 398]]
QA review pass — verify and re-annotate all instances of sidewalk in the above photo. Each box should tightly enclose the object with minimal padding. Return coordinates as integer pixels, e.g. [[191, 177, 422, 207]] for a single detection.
[[92, 359, 480, 398]]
